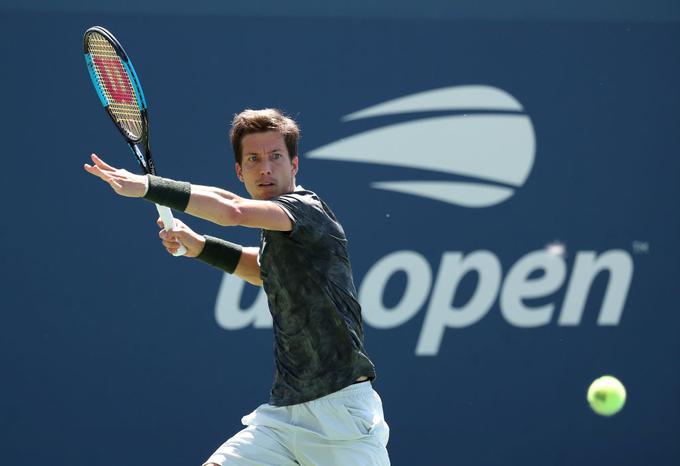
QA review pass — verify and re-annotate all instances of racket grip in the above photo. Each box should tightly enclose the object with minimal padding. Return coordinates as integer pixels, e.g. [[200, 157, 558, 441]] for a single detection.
[[155, 204, 187, 257]]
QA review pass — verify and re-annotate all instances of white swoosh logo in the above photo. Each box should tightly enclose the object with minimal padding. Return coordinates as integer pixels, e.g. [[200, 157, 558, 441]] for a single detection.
[[307, 85, 536, 208], [342, 85, 524, 121]]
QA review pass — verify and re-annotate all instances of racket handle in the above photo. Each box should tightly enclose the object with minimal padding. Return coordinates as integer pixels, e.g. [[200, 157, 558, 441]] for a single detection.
[[155, 204, 187, 257]]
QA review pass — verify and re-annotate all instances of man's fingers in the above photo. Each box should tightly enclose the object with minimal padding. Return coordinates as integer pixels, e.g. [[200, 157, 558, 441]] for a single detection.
[[84, 163, 112, 182], [157, 218, 165, 229], [84, 163, 125, 191], [91, 153, 116, 171], [159, 230, 178, 242], [84, 163, 101, 176], [85, 162, 115, 179], [162, 239, 180, 249]]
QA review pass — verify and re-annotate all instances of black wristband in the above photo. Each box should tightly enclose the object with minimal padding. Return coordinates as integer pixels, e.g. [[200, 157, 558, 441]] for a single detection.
[[143, 175, 191, 212], [196, 235, 243, 274]]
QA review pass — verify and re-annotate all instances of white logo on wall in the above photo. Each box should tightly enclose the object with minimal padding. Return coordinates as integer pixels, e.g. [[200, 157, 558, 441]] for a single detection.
[[307, 85, 535, 208], [214, 85, 634, 356]]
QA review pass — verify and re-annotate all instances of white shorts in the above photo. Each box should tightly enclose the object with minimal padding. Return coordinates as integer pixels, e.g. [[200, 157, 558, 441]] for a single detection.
[[203, 382, 390, 466]]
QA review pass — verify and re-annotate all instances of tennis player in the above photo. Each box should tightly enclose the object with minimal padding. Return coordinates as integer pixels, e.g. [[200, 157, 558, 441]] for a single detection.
[[84, 108, 390, 465]]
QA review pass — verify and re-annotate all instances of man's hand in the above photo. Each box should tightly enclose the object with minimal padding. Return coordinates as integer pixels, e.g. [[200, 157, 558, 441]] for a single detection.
[[84, 153, 148, 197], [158, 218, 206, 258]]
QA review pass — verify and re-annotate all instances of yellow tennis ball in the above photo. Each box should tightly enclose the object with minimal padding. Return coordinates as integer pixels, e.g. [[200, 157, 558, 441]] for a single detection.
[[587, 375, 626, 416]]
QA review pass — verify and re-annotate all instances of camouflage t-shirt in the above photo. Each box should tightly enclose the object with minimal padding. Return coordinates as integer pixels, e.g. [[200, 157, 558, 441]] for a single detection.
[[259, 187, 376, 406]]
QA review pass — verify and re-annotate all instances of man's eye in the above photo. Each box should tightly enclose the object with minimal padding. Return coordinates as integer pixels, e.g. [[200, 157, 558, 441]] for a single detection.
[[272, 153, 281, 160], [248, 156, 258, 162]]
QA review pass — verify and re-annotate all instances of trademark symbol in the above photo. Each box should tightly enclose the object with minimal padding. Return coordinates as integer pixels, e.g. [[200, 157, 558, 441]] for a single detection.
[[632, 241, 649, 254]]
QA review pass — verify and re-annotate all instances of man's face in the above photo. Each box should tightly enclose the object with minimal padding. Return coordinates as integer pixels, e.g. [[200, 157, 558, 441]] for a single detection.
[[235, 131, 298, 200]]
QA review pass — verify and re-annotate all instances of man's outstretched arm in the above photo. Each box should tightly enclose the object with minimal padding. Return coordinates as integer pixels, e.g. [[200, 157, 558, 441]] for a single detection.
[[84, 153, 291, 232]]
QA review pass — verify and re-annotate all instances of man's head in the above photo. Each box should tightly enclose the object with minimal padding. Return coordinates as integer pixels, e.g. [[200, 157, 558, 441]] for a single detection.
[[230, 109, 300, 200]]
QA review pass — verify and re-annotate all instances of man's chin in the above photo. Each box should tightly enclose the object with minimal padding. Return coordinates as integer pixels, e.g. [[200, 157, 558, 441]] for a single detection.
[[253, 187, 278, 200]]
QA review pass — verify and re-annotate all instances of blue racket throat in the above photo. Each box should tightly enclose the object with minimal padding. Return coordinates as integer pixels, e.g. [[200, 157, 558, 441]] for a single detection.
[[130, 144, 148, 171]]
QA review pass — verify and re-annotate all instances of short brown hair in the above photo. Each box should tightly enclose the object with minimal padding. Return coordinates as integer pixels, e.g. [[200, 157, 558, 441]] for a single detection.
[[230, 108, 300, 164]]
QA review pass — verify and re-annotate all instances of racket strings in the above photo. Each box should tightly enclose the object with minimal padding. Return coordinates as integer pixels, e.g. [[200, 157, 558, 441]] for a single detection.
[[86, 33, 144, 141]]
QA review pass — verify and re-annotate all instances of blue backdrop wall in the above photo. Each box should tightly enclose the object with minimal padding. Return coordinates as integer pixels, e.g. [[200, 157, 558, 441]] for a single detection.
[[0, 2, 678, 465]]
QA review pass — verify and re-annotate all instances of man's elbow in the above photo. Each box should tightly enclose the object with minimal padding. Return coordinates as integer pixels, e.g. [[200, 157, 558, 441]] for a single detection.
[[216, 201, 244, 227]]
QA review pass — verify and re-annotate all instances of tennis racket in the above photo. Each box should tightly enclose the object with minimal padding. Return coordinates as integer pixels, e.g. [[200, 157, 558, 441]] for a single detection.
[[83, 25, 186, 256]]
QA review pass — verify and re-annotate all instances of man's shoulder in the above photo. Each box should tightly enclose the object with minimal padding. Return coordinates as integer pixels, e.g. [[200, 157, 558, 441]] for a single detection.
[[272, 186, 323, 207], [270, 186, 341, 233]]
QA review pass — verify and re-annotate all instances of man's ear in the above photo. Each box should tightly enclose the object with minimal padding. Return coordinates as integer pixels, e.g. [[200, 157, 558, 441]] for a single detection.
[[235, 162, 244, 182], [291, 155, 299, 176]]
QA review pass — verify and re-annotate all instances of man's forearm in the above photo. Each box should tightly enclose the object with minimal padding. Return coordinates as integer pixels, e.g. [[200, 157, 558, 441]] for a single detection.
[[185, 184, 245, 226], [144, 176, 244, 226]]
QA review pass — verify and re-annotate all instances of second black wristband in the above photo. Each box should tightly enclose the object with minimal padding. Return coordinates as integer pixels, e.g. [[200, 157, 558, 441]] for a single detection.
[[196, 235, 243, 274]]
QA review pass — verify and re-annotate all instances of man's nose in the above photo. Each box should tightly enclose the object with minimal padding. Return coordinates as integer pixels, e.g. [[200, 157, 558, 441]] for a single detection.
[[260, 159, 272, 175]]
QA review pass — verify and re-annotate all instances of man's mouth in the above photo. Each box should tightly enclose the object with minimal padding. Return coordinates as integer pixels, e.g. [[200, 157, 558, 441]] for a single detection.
[[257, 181, 275, 187]]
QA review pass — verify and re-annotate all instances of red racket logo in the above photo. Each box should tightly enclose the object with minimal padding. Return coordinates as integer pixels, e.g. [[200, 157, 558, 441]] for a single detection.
[[92, 56, 136, 105]]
